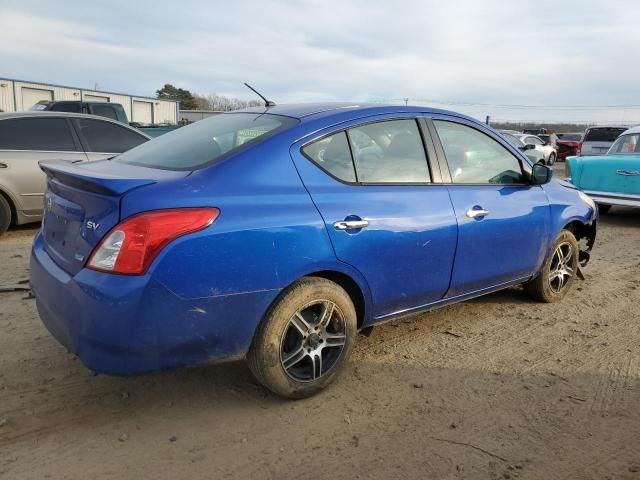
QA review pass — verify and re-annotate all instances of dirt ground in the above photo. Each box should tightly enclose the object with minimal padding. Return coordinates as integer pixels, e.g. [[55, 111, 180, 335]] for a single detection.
[[1, 202, 639, 479]]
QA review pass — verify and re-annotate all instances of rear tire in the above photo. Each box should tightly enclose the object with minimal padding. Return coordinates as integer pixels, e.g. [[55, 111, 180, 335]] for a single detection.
[[247, 277, 357, 399], [0, 195, 11, 235], [525, 230, 579, 303], [597, 204, 612, 215]]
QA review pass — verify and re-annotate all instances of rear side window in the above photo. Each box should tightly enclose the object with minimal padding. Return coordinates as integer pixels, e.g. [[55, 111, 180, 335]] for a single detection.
[[434, 120, 524, 184], [302, 132, 356, 182], [49, 103, 82, 113], [348, 120, 430, 183], [302, 119, 431, 184], [74, 118, 147, 153], [584, 128, 627, 142], [0, 117, 77, 151], [91, 104, 119, 121], [115, 113, 297, 170]]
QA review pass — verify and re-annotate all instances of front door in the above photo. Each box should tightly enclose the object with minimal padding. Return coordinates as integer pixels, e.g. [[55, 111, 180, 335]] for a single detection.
[[291, 117, 458, 320], [431, 118, 551, 297]]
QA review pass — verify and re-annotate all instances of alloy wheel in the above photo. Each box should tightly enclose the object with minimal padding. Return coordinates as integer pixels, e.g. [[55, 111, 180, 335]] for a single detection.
[[280, 300, 347, 382], [548, 242, 574, 293]]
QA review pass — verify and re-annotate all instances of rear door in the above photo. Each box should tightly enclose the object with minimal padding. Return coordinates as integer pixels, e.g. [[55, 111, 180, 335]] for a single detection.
[[291, 116, 458, 320], [430, 118, 551, 297], [0, 117, 86, 216], [71, 117, 148, 160]]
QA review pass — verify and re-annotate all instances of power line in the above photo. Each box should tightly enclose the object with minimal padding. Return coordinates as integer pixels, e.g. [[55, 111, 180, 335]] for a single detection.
[[374, 98, 640, 110]]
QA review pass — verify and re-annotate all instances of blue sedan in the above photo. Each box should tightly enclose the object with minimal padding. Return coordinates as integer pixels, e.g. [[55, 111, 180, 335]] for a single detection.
[[30, 103, 597, 398]]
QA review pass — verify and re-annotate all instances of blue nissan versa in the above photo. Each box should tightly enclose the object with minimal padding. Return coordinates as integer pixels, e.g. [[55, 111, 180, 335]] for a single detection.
[[30, 103, 597, 398]]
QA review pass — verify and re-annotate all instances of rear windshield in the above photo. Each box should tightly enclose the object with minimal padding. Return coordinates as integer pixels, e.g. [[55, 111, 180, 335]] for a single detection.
[[114, 113, 297, 171], [558, 133, 582, 141], [583, 128, 626, 142]]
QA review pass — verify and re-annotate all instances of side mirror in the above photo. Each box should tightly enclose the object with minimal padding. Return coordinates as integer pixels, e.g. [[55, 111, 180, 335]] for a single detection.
[[524, 144, 536, 150], [531, 163, 553, 185]]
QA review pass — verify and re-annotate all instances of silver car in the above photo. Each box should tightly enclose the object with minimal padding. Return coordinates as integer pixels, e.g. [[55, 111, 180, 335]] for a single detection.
[[501, 132, 546, 165], [515, 134, 557, 165], [579, 126, 627, 156], [0, 112, 149, 234]]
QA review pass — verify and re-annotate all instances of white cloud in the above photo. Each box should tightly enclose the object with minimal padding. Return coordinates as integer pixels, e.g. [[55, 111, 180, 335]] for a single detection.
[[1, 0, 640, 122]]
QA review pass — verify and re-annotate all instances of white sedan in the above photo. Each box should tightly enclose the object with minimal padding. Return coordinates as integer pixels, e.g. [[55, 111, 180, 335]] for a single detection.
[[516, 134, 557, 165]]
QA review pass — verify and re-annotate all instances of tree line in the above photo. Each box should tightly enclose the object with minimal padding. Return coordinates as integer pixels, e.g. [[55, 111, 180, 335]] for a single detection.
[[156, 84, 263, 111]]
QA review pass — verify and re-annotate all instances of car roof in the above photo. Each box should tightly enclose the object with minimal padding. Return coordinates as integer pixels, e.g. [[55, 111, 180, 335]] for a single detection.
[[0, 111, 151, 138], [231, 102, 466, 122], [621, 125, 640, 135]]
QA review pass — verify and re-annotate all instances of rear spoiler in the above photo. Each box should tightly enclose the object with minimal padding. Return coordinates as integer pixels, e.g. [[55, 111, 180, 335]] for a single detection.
[[39, 160, 156, 196]]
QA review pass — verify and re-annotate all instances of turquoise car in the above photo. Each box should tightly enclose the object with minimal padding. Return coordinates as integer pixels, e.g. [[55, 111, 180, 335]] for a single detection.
[[567, 126, 640, 213]]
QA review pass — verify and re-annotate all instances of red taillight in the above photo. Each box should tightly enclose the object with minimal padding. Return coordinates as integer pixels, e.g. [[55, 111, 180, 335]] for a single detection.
[[87, 208, 219, 275]]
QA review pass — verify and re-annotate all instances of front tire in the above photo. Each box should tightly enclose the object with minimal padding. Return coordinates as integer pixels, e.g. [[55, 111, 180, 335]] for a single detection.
[[247, 277, 357, 399], [547, 152, 556, 166], [525, 230, 579, 303], [598, 204, 612, 215], [0, 195, 11, 235]]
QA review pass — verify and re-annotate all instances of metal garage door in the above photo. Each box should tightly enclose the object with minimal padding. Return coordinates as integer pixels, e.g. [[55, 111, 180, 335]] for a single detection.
[[84, 94, 110, 102], [22, 87, 53, 110], [133, 100, 153, 123]]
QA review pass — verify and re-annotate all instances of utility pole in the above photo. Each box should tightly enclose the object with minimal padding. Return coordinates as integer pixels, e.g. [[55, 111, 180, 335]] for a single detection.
[[404, 98, 409, 106]]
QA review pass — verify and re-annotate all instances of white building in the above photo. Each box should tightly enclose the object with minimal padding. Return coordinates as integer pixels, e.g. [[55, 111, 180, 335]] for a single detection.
[[0, 77, 179, 124]]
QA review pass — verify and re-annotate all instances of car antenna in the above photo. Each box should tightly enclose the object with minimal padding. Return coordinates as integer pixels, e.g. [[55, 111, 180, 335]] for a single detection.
[[244, 83, 276, 107]]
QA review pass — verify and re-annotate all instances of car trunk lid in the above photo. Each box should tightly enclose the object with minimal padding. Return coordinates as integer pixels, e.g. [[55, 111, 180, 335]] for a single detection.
[[39, 159, 188, 275]]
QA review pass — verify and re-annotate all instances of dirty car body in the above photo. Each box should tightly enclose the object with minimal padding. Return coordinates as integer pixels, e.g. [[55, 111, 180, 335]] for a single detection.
[[30, 103, 597, 381]]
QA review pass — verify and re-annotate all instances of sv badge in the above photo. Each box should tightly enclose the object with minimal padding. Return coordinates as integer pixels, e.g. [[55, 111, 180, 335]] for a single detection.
[[86, 221, 100, 231]]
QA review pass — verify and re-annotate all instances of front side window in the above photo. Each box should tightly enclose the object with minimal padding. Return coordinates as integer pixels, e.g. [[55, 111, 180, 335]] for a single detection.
[[302, 132, 356, 182], [608, 133, 640, 154], [115, 113, 297, 170], [434, 120, 524, 184], [347, 119, 430, 183], [524, 136, 543, 146], [75, 118, 147, 153], [0, 117, 77, 151]]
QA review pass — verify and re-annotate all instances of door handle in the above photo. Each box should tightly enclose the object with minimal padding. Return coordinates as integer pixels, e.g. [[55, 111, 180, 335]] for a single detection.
[[333, 219, 369, 230], [0, 163, 7, 169], [616, 169, 640, 176], [466, 207, 489, 219]]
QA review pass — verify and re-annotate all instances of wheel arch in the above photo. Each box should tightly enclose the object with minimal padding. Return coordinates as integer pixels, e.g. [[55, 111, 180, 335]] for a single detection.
[[309, 270, 368, 329]]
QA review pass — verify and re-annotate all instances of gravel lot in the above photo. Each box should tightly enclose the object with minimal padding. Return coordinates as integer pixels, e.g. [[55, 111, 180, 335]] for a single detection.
[[1, 191, 639, 479]]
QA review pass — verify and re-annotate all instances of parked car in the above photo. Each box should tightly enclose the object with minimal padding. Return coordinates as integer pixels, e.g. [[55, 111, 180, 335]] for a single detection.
[[557, 132, 583, 161], [515, 134, 557, 165], [566, 125, 640, 213], [0, 112, 149, 234], [501, 131, 546, 164], [523, 128, 547, 135], [578, 126, 627, 156], [30, 103, 597, 399], [31, 100, 179, 138]]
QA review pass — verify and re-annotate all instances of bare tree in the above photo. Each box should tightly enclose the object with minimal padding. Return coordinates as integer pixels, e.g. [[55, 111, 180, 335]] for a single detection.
[[192, 93, 263, 111]]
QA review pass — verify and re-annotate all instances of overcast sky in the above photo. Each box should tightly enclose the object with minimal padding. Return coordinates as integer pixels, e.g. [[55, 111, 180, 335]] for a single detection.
[[2, 0, 639, 123]]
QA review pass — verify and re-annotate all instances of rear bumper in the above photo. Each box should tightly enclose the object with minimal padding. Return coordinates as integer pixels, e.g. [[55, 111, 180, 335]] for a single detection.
[[30, 233, 280, 375], [584, 190, 640, 208]]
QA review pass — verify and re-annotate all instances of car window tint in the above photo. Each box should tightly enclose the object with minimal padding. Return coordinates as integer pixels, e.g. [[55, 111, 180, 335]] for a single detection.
[[49, 103, 82, 113], [115, 113, 296, 171], [347, 119, 430, 183], [302, 132, 356, 182], [91, 104, 119, 121], [433, 120, 524, 184], [608, 133, 640, 154], [0, 117, 77, 151], [584, 128, 627, 142], [75, 118, 147, 153]]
